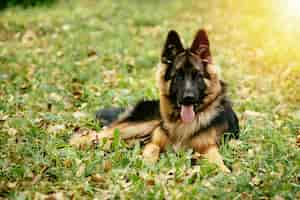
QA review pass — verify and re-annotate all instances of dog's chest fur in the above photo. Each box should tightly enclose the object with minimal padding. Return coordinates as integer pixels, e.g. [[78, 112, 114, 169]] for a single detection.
[[164, 98, 223, 150]]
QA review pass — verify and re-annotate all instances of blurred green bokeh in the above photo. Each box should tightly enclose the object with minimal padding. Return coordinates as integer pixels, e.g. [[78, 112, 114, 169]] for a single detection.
[[0, 0, 56, 9]]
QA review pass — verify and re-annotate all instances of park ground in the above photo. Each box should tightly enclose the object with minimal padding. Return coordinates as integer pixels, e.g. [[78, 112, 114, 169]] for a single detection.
[[0, 0, 299, 199]]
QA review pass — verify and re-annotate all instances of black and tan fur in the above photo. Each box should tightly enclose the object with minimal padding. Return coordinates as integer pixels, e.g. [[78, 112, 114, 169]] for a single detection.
[[70, 29, 239, 172]]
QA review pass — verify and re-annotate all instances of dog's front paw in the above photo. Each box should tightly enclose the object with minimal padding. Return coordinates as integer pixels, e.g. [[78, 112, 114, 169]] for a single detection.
[[143, 143, 160, 163]]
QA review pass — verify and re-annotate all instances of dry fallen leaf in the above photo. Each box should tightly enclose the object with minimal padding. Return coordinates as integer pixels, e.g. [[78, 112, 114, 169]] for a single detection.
[[273, 195, 285, 200], [103, 160, 112, 172], [76, 164, 86, 177], [47, 124, 65, 133], [44, 192, 64, 200], [63, 159, 72, 168], [103, 69, 118, 86], [62, 24, 71, 31], [87, 49, 97, 57], [71, 83, 83, 99], [0, 112, 9, 122], [145, 179, 155, 186], [293, 110, 300, 120], [296, 135, 300, 148], [202, 180, 214, 189], [72, 111, 87, 120], [22, 30, 37, 44], [8, 128, 17, 136], [232, 162, 242, 174], [250, 176, 262, 186], [56, 51, 64, 57], [248, 149, 254, 158], [7, 182, 17, 189], [241, 192, 251, 200], [243, 110, 266, 119], [49, 93, 62, 102], [91, 174, 105, 183]]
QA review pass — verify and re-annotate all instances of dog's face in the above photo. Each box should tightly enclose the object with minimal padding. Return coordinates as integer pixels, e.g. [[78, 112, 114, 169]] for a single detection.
[[161, 30, 213, 123]]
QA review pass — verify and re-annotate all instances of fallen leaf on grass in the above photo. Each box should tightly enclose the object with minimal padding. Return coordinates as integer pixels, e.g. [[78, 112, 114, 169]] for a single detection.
[[44, 192, 64, 200], [7, 182, 17, 189], [247, 145, 261, 158], [22, 30, 37, 44], [143, 26, 161, 37], [296, 135, 300, 148], [250, 176, 262, 186], [49, 92, 62, 102], [76, 164, 86, 177], [243, 110, 266, 119], [273, 195, 285, 200], [248, 149, 254, 158], [91, 174, 106, 183], [241, 192, 251, 200], [293, 110, 300, 120], [0, 112, 9, 122], [47, 124, 65, 133], [56, 51, 64, 57], [232, 162, 242, 175], [103, 160, 112, 172], [202, 180, 214, 189], [87, 49, 97, 57], [145, 179, 155, 186], [63, 159, 72, 168], [72, 111, 87, 120], [34, 118, 50, 129], [62, 24, 71, 31], [71, 83, 83, 99], [20, 82, 31, 90], [103, 69, 118, 86], [8, 128, 17, 136]]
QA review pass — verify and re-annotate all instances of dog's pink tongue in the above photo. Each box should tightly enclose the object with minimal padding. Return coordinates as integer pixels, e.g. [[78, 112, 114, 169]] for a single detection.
[[180, 105, 195, 123]]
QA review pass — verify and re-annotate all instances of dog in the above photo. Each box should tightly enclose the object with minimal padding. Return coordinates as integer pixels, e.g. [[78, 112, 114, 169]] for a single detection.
[[70, 29, 239, 172]]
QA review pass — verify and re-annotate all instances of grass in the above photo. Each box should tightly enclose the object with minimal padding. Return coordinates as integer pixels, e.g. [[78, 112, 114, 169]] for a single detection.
[[0, 0, 299, 199]]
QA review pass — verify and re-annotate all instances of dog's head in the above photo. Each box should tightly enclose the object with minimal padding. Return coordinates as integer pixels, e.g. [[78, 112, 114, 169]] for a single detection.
[[159, 29, 221, 123]]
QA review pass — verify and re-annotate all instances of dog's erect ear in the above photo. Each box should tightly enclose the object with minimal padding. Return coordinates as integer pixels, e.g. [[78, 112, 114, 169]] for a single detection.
[[161, 30, 184, 64], [190, 29, 212, 64]]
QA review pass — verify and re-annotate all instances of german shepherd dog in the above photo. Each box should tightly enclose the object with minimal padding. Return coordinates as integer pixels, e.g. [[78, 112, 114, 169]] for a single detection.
[[70, 29, 239, 172]]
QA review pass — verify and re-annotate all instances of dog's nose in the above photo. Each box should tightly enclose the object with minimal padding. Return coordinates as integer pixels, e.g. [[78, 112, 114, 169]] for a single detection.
[[182, 92, 196, 105]]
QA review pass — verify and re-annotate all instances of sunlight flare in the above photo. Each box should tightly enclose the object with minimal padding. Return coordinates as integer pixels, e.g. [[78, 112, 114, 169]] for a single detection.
[[286, 0, 300, 16]]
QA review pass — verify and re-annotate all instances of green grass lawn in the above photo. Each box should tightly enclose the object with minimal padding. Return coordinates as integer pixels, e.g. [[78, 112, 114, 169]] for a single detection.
[[0, 0, 299, 199]]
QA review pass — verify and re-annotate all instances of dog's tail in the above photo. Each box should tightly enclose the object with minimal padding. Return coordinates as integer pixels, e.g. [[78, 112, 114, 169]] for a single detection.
[[70, 100, 161, 148]]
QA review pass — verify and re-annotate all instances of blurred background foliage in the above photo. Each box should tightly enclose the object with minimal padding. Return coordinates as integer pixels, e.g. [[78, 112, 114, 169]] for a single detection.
[[0, 0, 56, 10]]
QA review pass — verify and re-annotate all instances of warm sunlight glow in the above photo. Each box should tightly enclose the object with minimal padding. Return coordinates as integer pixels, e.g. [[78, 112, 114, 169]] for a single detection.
[[286, 0, 300, 16]]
